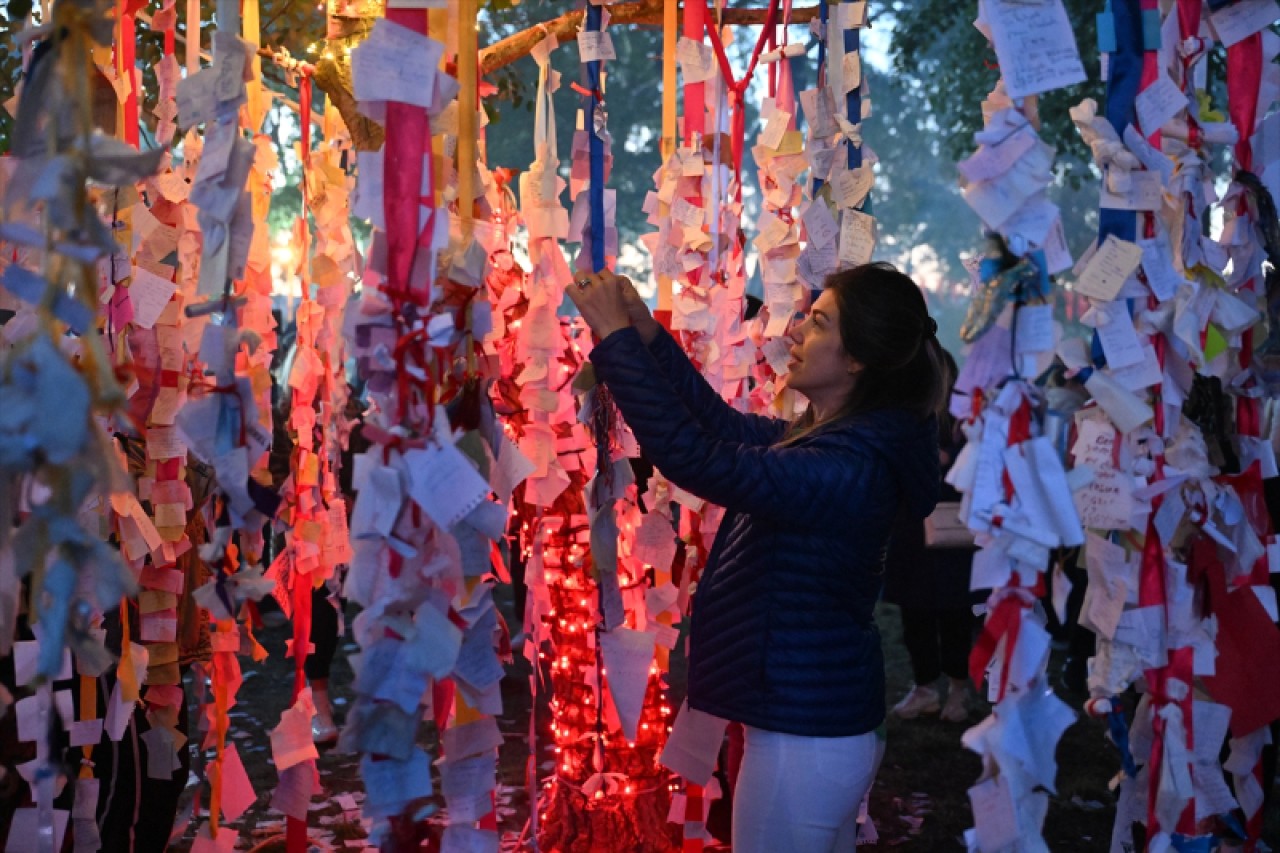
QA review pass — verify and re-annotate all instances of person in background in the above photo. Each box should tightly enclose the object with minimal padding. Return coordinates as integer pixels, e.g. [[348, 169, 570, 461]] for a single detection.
[[883, 348, 977, 722], [568, 262, 946, 853], [269, 343, 365, 745]]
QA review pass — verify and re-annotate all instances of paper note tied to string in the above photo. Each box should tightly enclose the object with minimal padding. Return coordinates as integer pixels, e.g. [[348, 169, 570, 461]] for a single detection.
[[1135, 74, 1186, 136], [801, 200, 839, 250], [660, 700, 730, 785], [967, 775, 1020, 851], [1074, 235, 1143, 301], [600, 627, 656, 743], [1100, 169, 1164, 212], [1085, 369, 1153, 434], [5, 809, 68, 853], [984, 0, 1086, 99], [1208, 0, 1280, 47], [269, 689, 319, 772], [1013, 303, 1054, 355], [218, 743, 258, 821], [128, 266, 178, 330], [439, 754, 497, 823], [404, 440, 492, 530], [1138, 232, 1184, 302], [350, 18, 445, 110], [271, 762, 316, 821], [1089, 301, 1145, 370], [442, 716, 504, 761], [677, 37, 716, 85], [838, 209, 876, 267], [833, 166, 874, 210], [577, 30, 616, 63]]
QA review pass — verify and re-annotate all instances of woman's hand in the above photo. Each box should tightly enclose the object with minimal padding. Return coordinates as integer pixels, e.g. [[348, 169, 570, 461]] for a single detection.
[[617, 277, 662, 344], [566, 269, 645, 341]]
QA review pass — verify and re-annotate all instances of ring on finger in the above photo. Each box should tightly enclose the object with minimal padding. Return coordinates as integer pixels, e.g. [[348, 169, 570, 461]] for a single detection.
[[575, 277, 593, 289]]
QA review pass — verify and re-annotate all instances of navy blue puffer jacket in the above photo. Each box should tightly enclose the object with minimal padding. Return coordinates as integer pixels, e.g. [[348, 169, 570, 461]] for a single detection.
[[591, 326, 941, 737]]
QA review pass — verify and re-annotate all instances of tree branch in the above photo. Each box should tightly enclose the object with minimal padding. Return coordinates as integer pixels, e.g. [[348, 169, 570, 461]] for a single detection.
[[307, 1, 822, 150], [314, 55, 385, 151], [479, 1, 819, 77]]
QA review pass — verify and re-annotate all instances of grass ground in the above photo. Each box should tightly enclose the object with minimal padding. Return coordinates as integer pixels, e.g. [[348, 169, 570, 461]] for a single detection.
[[867, 602, 1116, 851], [171, 601, 1277, 851]]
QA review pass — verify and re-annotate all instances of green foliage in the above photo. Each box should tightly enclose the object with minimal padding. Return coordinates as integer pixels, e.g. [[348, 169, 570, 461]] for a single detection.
[[881, 0, 1107, 188], [482, 0, 668, 249], [0, 12, 26, 151]]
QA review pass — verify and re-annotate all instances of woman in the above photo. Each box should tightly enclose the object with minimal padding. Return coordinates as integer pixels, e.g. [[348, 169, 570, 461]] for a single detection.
[[884, 347, 978, 722], [568, 262, 946, 852]]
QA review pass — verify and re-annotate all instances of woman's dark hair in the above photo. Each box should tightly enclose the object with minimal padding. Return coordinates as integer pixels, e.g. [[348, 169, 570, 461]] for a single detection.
[[787, 263, 950, 440], [832, 262, 950, 418]]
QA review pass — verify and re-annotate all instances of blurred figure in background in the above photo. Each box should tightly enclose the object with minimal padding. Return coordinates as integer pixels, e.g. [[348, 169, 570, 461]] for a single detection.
[[884, 348, 977, 722]]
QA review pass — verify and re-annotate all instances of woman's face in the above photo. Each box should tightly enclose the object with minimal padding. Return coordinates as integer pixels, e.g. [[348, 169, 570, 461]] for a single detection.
[[786, 289, 861, 408]]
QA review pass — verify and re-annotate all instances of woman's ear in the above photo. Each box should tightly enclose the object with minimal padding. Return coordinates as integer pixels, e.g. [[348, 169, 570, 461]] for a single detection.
[[847, 356, 865, 376]]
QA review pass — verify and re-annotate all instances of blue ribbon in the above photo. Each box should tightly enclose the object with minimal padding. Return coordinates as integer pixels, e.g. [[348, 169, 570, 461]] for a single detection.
[[1091, 0, 1146, 367], [1169, 834, 1215, 853], [810, 0, 829, 199], [1099, 0, 1144, 246], [844, 24, 860, 172], [1106, 707, 1140, 778]]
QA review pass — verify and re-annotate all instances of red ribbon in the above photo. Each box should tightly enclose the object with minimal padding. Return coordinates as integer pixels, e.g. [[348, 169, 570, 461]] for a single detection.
[[1000, 396, 1032, 501], [1228, 34, 1263, 174], [968, 594, 1031, 701], [700, 0, 781, 183], [115, 0, 144, 148], [682, 0, 706, 145], [382, 10, 434, 305], [290, 558, 313, 700]]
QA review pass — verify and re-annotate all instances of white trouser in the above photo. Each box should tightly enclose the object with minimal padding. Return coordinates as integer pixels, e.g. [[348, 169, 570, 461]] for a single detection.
[[731, 725, 879, 853]]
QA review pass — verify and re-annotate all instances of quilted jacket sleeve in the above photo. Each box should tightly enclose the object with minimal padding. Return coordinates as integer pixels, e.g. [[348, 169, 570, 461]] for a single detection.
[[646, 327, 788, 446], [592, 327, 887, 528]]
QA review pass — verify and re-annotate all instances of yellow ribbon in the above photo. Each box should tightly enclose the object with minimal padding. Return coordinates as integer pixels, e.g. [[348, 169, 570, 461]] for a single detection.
[[657, 0, 678, 315], [457, 0, 478, 239]]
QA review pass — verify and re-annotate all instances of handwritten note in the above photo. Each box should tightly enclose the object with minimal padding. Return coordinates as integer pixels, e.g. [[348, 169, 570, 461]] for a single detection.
[[1094, 301, 1145, 369], [351, 18, 444, 109], [1100, 169, 1164, 212], [677, 37, 715, 84], [802, 199, 839, 249], [1072, 417, 1135, 530], [760, 110, 792, 150], [1139, 232, 1184, 301], [1075, 235, 1143, 301], [959, 126, 1037, 184], [1013, 303, 1055, 355], [1135, 74, 1186, 136], [128, 267, 177, 330], [403, 441, 491, 530], [660, 700, 730, 785], [833, 165, 874, 209], [838, 209, 876, 266], [578, 31, 616, 63], [1209, 0, 1279, 47], [985, 0, 1086, 99]]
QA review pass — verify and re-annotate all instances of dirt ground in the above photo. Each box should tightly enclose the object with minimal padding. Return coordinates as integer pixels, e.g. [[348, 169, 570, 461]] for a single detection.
[[169, 601, 1278, 852]]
